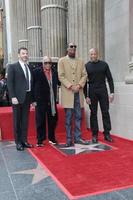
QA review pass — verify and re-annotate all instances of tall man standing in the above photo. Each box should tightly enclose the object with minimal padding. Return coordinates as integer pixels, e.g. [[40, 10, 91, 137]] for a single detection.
[[84, 48, 114, 143], [58, 42, 88, 147], [7, 47, 33, 151]]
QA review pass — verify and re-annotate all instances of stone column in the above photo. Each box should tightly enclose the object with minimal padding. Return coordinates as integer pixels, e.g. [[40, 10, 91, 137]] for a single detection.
[[5, 0, 18, 63], [125, 0, 133, 84], [41, 0, 67, 59], [17, 0, 28, 49], [67, 0, 104, 62], [26, 0, 42, 62]]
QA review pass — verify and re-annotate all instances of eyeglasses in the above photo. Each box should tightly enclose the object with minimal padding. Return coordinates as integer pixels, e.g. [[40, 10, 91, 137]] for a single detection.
[[43, 62, 52, 65], [69, 45, 77, 49]]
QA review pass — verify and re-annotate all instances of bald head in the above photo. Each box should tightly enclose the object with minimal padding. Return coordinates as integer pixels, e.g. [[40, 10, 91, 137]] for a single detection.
[[89, 48, 99, 62]]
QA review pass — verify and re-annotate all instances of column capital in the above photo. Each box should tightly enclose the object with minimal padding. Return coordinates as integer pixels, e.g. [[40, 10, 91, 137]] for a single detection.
[[41, 4, 67, 11]]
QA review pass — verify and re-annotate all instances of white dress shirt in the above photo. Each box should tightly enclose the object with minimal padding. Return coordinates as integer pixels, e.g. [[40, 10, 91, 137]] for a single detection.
[[19, 60, 31, 91]]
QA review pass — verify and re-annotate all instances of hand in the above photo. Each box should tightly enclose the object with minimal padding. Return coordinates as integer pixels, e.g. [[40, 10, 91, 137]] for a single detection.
[[86, 97, 91, 105], [12, 97, 19, 105], [109, 93, 114, 103], [71, 85, 80, 93], [32, 102, 37, 107]]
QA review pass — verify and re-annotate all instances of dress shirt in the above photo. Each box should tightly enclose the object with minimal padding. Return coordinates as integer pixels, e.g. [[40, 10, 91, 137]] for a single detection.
[[19, 60, 31, 91]]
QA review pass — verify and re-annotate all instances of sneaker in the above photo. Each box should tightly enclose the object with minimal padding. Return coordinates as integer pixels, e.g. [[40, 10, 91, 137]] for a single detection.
[[92, 136, 98, 143], [36, 143, 44, 147], [49, 140, 58, 145], [65, 142, 74, 147], [75, 138, 89, 145], [104, 134, 113, 142]]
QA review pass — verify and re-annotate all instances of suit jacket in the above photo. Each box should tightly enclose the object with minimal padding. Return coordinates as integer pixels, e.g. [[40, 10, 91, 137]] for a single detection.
[[33, 66, 59, 107], [7, 62, 33, 104], [58, 56, 87, 108]]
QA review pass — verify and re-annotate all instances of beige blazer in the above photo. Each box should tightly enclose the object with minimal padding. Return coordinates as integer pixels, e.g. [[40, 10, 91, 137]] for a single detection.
[[58, 56, 87, 108]]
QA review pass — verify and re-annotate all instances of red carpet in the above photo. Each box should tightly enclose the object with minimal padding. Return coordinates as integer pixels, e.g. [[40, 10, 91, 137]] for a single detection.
[[29, 133, 133, 199], [1, 106, 133, 199]]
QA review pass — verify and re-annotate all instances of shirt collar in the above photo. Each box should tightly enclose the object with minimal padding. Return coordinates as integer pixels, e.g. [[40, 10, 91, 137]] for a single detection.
[[19, 60, 28, 66]]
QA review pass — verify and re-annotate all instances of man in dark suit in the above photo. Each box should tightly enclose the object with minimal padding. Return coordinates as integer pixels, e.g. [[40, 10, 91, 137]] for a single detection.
[[33, 56, 59, 146], [84, 48, 114, 143], [7, 47, 33, 151]]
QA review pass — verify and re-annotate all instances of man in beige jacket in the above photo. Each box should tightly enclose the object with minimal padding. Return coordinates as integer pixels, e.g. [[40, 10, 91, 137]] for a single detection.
[[58, 42, 88, 147]]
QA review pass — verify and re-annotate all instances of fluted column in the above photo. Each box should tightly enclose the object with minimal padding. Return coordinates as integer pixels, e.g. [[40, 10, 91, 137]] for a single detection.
[[125, 0, 133, 84], [67, 0, 104, 62], [5, 0, 18, 63], [26, 0, 42, 62], [41, 0, 67, 58], [17, 0, 28, 48]]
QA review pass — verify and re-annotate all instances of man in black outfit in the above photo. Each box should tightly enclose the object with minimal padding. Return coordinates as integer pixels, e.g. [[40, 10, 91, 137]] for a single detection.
[[84, 48, 114, 143], [7, 47, 33, 151]]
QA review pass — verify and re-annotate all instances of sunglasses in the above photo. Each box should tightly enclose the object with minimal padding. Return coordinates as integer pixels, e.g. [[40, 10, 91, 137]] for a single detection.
[[69, 45, 77, 48], [43, 62, 52, 65]]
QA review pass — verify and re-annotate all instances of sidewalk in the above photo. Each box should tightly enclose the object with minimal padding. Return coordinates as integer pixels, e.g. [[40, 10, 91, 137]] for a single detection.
[[0, 141, 133, 200]]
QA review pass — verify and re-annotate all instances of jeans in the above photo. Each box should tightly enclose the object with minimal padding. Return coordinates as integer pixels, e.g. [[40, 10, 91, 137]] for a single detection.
[[65, 93, 82, 143]]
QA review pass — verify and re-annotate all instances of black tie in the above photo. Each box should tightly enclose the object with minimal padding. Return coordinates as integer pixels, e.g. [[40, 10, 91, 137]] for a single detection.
[[24, 64, 29, 90]]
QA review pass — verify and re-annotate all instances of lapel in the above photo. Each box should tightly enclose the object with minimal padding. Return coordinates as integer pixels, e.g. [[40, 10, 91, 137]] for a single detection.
[[17, 62, 26, 80]]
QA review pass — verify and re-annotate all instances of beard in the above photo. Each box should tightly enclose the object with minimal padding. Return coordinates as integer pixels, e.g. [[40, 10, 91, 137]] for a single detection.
[[68, 52, 76, 58]]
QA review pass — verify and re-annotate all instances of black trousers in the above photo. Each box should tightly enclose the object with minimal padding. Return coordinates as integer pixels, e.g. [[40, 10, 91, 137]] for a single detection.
[[89, 87, 111, 136], [35, 104, 58, 143], [12, 92, 31, 144]]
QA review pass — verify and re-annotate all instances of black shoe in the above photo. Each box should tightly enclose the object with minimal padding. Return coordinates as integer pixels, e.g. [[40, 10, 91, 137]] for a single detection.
[[104, 134, 113, 142], [16, 144, 24, 151], [65, 142, 74, 147], [75, 139, 89, 145], [22, 142, 33, 148], [92, 136, 98, 143]]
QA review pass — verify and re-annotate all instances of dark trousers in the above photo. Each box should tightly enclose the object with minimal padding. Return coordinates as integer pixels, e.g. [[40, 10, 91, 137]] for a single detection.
[[35, 104, 58, 143], [12, 92, 31, 144], [89, 87, 111, 136]]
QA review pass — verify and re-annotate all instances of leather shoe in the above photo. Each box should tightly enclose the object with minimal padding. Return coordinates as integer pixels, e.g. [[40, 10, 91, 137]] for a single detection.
[[22, 142, 33, 148], [92, 136, 98, 143], [65, 142, 74, 147], [75, 139, 89, 145], [104, 134, 113, 142], [16, 144, 24, 151]]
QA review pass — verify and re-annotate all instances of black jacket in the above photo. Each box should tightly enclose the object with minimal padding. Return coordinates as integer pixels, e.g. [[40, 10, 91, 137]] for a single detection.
[[7, 62, 33, 103], [33, 66, 60, 106]]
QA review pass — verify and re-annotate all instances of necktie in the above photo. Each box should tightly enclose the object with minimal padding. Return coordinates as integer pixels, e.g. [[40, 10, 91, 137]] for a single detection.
[[24, 64, 29, 90]]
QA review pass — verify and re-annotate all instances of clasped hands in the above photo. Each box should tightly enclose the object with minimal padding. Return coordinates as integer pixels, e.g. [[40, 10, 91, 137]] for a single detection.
[[70, 84, 80, 93]]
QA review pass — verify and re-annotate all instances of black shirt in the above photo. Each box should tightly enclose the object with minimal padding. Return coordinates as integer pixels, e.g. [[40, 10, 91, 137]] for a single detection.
[[84, 60, 114, 96]]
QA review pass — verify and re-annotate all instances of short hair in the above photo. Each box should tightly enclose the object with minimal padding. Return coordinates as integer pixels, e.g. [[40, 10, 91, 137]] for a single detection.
[[18, 47, 28, 54]]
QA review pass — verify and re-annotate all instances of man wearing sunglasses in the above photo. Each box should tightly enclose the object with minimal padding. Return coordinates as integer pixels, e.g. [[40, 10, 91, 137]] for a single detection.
[[33, 56, 59, 146], [58, 42, 88, 147]]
